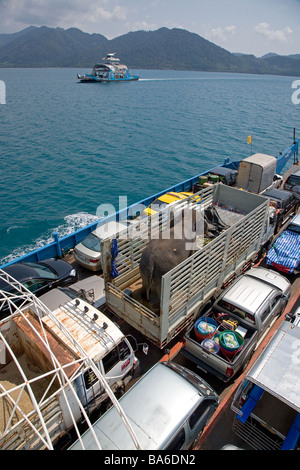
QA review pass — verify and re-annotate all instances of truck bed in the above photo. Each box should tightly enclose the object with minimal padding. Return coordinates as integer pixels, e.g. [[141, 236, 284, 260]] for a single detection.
[[185, 310, 256, 365], [182, 310, 258, 380], [104, 184, 270, 347]]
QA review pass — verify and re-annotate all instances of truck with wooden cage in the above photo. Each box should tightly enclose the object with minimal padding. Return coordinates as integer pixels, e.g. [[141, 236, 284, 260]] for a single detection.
[[101, 183, 277, 349], [0, 297, 138, 450]]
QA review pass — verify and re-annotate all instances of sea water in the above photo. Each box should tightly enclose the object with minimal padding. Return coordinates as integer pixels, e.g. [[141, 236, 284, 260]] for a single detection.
[[0, 67, 299, 264]]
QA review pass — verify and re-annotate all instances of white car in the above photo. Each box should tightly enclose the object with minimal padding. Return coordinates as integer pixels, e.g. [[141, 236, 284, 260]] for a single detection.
[[74, 221, 130, 271]]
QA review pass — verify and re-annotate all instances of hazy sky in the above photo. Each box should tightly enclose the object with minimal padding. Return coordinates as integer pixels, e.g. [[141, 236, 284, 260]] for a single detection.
[[0, 0, 300, 57]]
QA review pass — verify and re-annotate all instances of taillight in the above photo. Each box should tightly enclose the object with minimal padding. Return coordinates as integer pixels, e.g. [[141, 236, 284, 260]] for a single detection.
[[90, 258, 100, 263], [226, 366, 234, 378], [239, 393, 247, 407]]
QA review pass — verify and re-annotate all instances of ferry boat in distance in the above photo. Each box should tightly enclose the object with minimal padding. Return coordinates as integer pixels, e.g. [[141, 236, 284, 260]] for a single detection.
[[77, 53, 139, 83]]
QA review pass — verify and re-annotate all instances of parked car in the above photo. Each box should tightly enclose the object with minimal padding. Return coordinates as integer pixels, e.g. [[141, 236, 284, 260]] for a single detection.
[[74, 221, 131, 271], [182, 266, 290, 381], [283, 168, 300, 195], [69, 361, 219, 450], [0, 258, 78, 316], [142, 191, 200, 217], [261, 188, 299, 233], [266, 213, 300, 274]]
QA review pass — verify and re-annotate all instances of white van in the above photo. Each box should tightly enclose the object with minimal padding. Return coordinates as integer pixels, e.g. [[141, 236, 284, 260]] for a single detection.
[[69, 361, 219, 450]]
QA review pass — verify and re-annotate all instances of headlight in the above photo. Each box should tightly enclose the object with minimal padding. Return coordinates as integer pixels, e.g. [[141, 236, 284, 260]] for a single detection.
[[70, 269, 77, 277]]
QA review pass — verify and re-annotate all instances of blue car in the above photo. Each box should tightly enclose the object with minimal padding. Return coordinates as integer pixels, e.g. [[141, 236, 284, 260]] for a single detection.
[[266, 214, 300, 274]]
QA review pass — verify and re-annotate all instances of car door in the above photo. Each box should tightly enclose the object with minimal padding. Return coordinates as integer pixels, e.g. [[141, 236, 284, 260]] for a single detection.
[[81, 364, 104, 407], [23, 278, 51, 296], [260, 293, 284, 331], [184, 399, 217, 448]]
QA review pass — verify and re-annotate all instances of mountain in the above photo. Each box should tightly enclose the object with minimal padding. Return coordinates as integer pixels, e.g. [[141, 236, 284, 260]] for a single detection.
[[0, 25, 299, 76], [0, 26, 107, 67]]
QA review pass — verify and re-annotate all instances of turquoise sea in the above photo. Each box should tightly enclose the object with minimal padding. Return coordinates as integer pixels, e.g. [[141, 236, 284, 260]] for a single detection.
[[0, 67, 299, 264]]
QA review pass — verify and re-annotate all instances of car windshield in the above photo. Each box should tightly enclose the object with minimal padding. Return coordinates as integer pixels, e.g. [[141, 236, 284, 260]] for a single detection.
[[286, 175, 300, 186], [149, 199, 169, 210], [82, 233, 101, 251], [24, 262, 56, 279], [287, 223, 300, 234]]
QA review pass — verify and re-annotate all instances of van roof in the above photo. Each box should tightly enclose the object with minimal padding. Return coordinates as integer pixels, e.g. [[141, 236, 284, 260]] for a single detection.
[[241, 153, 276, 168], [70, 362, 211, 450], [42, 298, 124, 361], [246, 321, 300, 412]]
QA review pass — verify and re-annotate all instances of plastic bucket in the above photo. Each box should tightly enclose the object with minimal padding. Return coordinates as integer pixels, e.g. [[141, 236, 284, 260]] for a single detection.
[[194, 316, 218, 342], [201, 338, 220, 355], [199, 175, 208, 185], [209, 174, 219, 183], [219, 330, 244, 358]]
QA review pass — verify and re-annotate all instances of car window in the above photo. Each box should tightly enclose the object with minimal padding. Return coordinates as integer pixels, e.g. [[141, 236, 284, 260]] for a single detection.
[[165, 429, 185, 450], [82, 233, 101, 251], [286, 175, 300, 186], [24, 279, 48, 292], [270, 295, 282, 313], [189, 400, 211, 429], [260, 304, 271, 323], [102, 341, 130, 373], [83, 368, 98, 390], [25, 263, 56, 279], [287, 223, 300, 234], [150, 200, 169, 210]]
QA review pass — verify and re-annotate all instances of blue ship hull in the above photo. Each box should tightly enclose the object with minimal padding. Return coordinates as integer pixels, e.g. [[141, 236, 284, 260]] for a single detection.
[[1, 139, 298, 269], [78, 74, 139, 83]]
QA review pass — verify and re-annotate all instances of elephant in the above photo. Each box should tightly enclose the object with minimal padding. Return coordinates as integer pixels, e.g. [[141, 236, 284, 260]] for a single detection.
[[139, 205, 228, 307], [139, 207, 201, 305]]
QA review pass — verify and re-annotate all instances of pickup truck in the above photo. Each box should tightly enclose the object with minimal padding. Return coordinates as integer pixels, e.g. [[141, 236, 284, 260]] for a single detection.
[[103, 184, 276, 348], [181, 267, 291, 382], [261, 187, 299, 233], [231, 312, 300, 450]]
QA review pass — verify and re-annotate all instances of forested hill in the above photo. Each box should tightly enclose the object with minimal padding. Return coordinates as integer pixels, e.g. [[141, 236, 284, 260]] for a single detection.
[[0, 25, 299, 76]]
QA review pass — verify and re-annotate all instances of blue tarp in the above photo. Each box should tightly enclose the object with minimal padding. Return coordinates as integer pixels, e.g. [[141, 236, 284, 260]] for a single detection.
[[266, 229, 300, 273]]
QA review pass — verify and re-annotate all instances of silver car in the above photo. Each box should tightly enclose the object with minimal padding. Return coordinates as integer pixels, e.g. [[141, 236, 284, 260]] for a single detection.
[[69, 361, 219, 450], [74, 221, 130, 271]]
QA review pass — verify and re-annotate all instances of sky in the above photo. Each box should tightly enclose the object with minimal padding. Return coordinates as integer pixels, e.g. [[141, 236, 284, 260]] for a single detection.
[[0, 0, 300, 57]]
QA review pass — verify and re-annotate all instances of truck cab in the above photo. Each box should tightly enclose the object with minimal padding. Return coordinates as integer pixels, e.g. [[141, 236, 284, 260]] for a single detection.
[[41, 297, 139, 412]]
